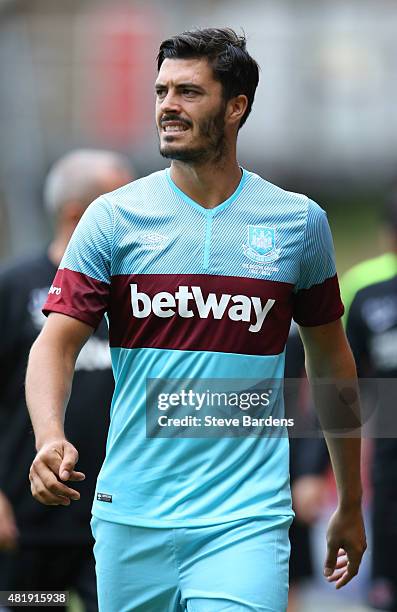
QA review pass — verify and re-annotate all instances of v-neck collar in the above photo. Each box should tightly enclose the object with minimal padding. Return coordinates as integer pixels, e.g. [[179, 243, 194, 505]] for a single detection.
[[165, 167, 248, 216]]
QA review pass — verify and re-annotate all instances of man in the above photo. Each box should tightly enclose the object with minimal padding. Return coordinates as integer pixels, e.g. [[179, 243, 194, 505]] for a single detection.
[[0, 149, 133, 610], [26, 29, 366, 612]]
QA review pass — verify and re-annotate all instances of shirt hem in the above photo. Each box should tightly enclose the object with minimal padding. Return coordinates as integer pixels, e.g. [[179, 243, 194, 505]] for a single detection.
[[43, 305, 98, 329], [91, 506, 294, 528], [294, 307, 344, 327]]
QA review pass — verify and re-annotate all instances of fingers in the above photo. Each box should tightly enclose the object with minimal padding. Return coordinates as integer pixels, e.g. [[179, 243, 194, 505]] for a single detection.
[[59, 444, 79, 481], [326, 550, 348, 582], [59, 451, 85, 481], [334, 552, 348, 571], [29, 462, 81, 506], [29, 444, 84, 506], [325, 547, 363, 589], [324, 507, 367, 589], [64, 470, 86, 482], [334, 549, 362, 589], [324, 542, 339, 577]]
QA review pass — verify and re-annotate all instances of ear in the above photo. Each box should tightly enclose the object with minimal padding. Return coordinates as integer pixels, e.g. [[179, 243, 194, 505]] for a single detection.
[[225, 94, 248, 128]]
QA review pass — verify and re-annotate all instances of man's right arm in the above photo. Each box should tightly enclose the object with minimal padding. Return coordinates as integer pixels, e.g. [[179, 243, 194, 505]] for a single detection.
[[26, 312, 93, 506]]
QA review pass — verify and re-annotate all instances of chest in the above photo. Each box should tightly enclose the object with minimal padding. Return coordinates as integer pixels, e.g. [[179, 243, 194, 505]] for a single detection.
[[107, 204, 306, 355], [112, 206, 305, 285]]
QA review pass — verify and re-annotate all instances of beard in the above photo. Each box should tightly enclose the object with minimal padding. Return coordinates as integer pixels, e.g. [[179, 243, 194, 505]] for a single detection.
[[159, 104, 227, 164]]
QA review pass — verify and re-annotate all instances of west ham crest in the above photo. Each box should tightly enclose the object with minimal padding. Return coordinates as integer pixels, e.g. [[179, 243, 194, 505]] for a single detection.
[[243, 225, 281, 263]]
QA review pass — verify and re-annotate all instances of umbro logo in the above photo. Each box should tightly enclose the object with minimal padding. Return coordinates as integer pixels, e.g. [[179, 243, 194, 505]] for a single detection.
[[140, 232, 168, 250], [48, 285, 61, 295]]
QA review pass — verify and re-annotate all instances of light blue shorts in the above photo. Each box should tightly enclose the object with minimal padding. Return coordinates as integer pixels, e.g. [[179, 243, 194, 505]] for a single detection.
[[91, 515, 292, 612]]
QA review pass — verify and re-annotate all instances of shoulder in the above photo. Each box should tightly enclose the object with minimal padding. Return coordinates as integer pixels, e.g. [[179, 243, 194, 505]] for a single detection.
[[244, 170, 310, 210], [103, 170, 167, 208]]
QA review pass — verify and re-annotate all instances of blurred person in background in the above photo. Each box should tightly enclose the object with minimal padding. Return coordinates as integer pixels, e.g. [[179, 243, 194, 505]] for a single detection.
[[340, 190, 397, 320], [25, 28, 365, 612], [346, 191, 397, 611], [0, 149, 134, 610]]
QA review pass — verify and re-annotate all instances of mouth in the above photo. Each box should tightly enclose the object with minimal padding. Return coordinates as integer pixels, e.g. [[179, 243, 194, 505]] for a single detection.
[[161, 120, 190, 134]]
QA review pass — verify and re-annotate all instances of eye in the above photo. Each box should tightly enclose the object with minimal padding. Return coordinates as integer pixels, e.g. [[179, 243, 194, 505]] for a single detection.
[[156, 88, 167, 99], [182, 88, 198, 98]]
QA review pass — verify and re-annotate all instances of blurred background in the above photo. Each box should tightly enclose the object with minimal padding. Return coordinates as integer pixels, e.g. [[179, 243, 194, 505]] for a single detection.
[[1, 0, 396, 268], [1, 0, 395, 610]]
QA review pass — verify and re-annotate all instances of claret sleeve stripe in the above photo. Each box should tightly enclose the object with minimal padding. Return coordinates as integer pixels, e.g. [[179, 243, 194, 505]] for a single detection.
[[43, 268, 110, 329], [293, 199, 344, 326], [293, 274, 344, 326], [42, 196, 113, 326]]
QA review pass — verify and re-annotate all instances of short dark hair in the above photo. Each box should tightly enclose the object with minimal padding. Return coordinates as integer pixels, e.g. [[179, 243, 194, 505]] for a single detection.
[[157, 27, 260, 129]]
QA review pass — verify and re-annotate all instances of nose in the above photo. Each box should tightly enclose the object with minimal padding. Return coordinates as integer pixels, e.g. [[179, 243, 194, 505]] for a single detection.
[[159, 89, 181, 113]]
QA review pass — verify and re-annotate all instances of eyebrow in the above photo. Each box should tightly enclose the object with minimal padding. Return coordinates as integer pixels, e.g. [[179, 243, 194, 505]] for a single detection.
[[155, 82, 206, 92]]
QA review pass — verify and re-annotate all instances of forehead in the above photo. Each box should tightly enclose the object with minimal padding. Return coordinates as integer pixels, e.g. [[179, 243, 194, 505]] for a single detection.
[[156, 57, 218, 87]]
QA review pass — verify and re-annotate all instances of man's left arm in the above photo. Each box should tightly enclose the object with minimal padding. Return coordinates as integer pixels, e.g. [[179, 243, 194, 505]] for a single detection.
[[299, 318, 367, 589]]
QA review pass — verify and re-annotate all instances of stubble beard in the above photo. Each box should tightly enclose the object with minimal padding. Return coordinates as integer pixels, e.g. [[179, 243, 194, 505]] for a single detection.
[[159, 104, 227, 164]]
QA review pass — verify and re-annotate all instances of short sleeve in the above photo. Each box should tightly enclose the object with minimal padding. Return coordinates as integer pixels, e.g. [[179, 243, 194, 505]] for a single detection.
[[43, 196, 113, 328], [293, 200, 344, 326]]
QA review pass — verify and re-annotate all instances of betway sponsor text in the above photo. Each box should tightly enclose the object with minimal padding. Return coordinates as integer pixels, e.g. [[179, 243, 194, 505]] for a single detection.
[[130, 284, 275, 333]]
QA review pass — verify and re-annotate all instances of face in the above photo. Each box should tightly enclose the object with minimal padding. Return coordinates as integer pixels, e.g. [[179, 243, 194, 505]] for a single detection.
[[155, 58, 227, 163]]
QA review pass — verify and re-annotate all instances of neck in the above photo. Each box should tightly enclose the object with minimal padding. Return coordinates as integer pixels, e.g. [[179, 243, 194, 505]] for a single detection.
[[170, 150, 242, 209]]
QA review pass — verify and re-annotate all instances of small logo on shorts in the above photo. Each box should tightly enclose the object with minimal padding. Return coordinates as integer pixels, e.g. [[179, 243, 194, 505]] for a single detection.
[[243, 225, 281, 263], [97, 492, 112, 503]]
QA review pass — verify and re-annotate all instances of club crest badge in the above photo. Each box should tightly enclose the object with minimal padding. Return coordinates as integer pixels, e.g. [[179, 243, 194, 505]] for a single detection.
[[243, 225, 281, 263]]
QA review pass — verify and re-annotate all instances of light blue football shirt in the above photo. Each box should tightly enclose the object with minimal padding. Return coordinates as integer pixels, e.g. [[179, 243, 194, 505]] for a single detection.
[[44, 168, 343, 527]]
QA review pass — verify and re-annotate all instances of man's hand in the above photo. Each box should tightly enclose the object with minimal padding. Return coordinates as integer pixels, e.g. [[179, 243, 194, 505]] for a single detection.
[[29, 439, 85, 506], [0, 491, 19, 550], [323, 505, 367, 589]]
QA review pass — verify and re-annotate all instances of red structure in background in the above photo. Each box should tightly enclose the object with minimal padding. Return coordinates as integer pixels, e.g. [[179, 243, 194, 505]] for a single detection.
[[83, 5, 159, 146]]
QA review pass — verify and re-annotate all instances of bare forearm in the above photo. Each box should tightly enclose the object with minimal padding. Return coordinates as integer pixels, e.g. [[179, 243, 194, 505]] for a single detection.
[[305, 345, 362, 507], [26, 335, 76, 450], [325, 437, 362, 508], [25, 314, 93, 506]]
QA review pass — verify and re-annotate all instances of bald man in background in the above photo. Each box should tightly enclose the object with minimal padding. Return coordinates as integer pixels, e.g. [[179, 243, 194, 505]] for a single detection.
[[0, 149, 134, 610]]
